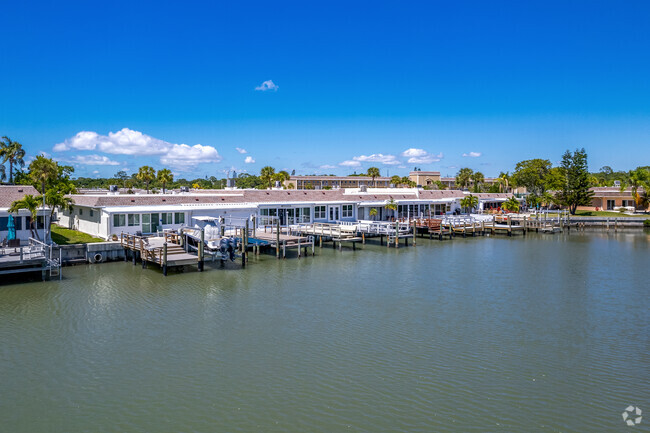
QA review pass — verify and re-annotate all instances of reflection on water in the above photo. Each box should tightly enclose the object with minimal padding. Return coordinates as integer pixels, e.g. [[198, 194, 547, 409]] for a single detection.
[[0, 232, 648, 432]]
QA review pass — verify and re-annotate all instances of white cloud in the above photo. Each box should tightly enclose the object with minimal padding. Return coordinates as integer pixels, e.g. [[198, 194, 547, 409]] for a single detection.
[[236, 147, 247, 154], [160, 143, 222, 168], [92, 170, 99, 174], [339, 160, 361, 167], [400, 148, 443, 164], [255, 80, 278, 91], [244, 156, 255, 164], [67, 154, 120, 166], [320, 164, 337, 169], [54, 128, 222, 170], [353, 153, 400, 165], [462, 152, 482, 157]]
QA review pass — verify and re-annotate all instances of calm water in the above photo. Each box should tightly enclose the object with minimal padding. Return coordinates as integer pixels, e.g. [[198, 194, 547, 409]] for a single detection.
[[1, 232, 649, 432]]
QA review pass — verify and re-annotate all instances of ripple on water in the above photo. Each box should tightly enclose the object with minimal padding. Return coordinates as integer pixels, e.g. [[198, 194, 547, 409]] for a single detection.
[[0, 233, 648, 432]]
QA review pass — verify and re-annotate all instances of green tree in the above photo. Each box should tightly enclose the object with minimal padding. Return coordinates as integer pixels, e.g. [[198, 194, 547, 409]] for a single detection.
[[385, 198, 397, 218], [114, 170, 129, 188], [367, 167, 381, 187], [273, 170, 290, 187], [0, 164, 5, 183], [29, 155, 59, 241], [390, 175, 401, 186], [619, 167, 649, 209], [369, 207, 378, 220], [434, 180, 447, 190], [460, 194, 478, 214], [260, 166, 276, 188], [471, 171, 484, 192], [511, 159, 553, 197], [455, 167, 474, 190], [9, 194, 42, 239], [157, 168, 174, 194], [136, 166, 156, 193], [555, 148, 594, 214], [496, 171, 510, 193], [501, 196, 520, 213], [0, 136, 26, 184]]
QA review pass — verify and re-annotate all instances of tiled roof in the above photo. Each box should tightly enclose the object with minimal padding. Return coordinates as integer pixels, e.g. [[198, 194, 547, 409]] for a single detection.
[[66, 188, 517, 208], [0, 185, 40, 208]]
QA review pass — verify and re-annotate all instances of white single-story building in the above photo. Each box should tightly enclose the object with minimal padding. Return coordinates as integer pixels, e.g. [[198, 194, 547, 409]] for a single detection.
[[57, 188, 516, 240], [0, 185, 51, 245]]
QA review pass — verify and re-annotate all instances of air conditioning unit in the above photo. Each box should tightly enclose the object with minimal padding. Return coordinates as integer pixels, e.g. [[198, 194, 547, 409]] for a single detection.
[[109, 185, 118, 192], [274, 180, 282, 188], [360, 185, 368, 192], [180, 186, 190, 193]]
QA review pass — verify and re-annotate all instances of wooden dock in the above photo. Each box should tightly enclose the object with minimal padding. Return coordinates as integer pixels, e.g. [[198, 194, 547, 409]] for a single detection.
[[0, 238, 61, 281]]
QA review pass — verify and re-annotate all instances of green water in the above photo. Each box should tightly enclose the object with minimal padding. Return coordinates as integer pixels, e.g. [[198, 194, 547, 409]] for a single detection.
[[1, 232, 649, 432]]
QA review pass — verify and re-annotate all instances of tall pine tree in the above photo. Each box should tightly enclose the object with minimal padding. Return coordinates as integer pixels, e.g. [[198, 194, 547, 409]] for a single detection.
[[556, 148, 594, 214]]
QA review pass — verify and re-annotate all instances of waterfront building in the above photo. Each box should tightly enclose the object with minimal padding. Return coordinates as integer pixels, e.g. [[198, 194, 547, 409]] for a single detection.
[[283, 175, 391, 190], [0, 185, 51, 245], [583, 187, 648, 211]]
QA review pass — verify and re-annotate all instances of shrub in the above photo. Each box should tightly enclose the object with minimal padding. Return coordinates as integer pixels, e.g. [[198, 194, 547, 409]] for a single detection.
[[644, 219, 650, 227]]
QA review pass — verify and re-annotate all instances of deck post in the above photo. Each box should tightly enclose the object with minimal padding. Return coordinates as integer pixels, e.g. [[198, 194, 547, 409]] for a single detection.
[[380, 234, 384, 245], [276, 219, 281, 259], [395, 220, 399, 248], [523, 216, 527, 236], [163, 242, 168, 276], [297, 238, 301, 258], [283, 240, 286, 259], [352, 241, 356, 250], [362, 232, 365, 244], [252, 216, 256, 238], [319, 235, 322, 248], [507, 215, 512, 236], [198, 229, 204, 272], [566, 210, 571, 231], [481, 220, 485, 236], [412, 220, 416, 246], [311, 236, 315, 256]]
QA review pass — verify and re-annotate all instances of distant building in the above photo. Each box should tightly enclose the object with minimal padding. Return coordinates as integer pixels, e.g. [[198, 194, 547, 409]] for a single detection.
[[283, 175, 391, 190], [583, 187, 647, 211], [408, 171, 500, 190]]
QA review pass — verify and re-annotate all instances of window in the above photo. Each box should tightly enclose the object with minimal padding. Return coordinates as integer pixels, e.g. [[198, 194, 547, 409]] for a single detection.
[[90, 209, 94, 217], [142, 214, 151, 233], [342, 204, 353, 218], [128, 214, 140, 226], [161, 213, 173, 224], [606, 200, 615, 210], [113, 214, 126, 227], [79, 208, 83, 216], [174, 212, 185, 224], [314, 206, 326, 219]]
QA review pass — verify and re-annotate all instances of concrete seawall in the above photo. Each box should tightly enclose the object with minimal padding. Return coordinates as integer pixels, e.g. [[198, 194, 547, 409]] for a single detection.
[[57, 242, 125, 266]]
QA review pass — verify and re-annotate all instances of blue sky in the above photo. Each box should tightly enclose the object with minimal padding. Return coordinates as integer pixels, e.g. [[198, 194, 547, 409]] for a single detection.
[[1, 0, 649, 179]]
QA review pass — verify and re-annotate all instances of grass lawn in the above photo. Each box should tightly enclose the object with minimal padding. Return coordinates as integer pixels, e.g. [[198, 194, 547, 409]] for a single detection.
[[51, 225, 105, 245], [572, 210, 649, 218]]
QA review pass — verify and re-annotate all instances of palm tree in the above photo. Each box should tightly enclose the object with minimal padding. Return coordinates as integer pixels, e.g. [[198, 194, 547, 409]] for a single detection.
[[385, 198, 398, 219], [0, 136, 26, 184], [260, 166, 276, 189], [460, 194, 478, 214], [44, 189, 75, 235], [137, 166, 156, 193], [369, 207, 378, 221], [0, 164, 5, 183], [502, 196, 520, 213], [29, 156, 59, 241], [367, 167, 381, 187], [455, 167, 473, 190], [273, 170, 290, 188], [390, 175, 401, 187], [9, 194, 41, 239], [620, 168, 649, 210], [471, 171, 484, 192], [157, 168, 173, 194], [496, 171, 510, 193]]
